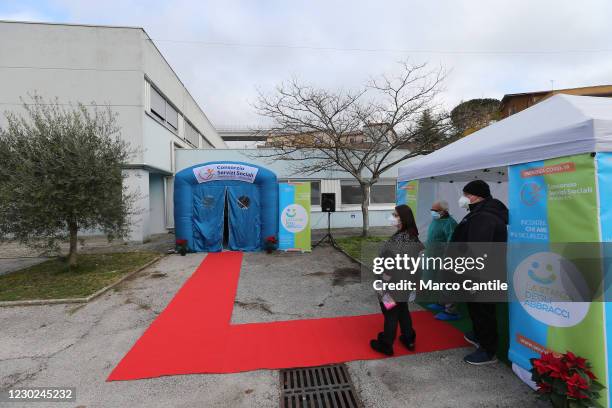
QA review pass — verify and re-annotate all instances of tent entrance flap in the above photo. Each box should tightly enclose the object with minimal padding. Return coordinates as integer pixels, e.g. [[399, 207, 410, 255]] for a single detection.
[[192, 185, 225, 252], [227, 184, 261, 251]]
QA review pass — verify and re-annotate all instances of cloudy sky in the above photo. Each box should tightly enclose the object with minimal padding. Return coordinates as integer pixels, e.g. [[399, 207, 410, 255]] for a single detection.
[[1, 0, 611, 128]]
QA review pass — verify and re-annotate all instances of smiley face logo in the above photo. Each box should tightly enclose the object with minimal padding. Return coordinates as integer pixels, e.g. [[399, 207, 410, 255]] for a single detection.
[[527, 261, 556, 285], [281, 204, 308, 233], [513, 252, 590, 327]]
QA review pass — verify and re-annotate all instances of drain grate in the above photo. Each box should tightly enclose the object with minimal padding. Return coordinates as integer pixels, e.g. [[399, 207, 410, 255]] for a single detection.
[[280, 364, 362, 408]]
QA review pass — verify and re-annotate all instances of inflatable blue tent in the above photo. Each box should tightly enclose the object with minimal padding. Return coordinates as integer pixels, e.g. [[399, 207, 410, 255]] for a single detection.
[[174, 161, 278, 252]]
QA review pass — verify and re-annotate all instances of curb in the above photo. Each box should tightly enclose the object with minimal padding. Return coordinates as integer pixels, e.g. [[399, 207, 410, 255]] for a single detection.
[[0, 254, 165, 307]]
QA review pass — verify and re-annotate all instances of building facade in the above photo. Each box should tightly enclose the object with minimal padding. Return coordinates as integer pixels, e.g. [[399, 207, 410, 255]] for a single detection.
[[500, 84, 612, 118], [0, 20, 226, 242], [0, 20, 411, 242]]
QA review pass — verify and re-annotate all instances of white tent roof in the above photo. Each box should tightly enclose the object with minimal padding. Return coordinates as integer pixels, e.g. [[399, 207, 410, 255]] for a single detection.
[[398, 94, 612, 182]]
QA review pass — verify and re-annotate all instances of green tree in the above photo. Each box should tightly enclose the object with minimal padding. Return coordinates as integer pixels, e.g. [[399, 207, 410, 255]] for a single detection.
[[450, 98, 501, 137], [0, 95, 136, 267], [412, 109, 448, 152]]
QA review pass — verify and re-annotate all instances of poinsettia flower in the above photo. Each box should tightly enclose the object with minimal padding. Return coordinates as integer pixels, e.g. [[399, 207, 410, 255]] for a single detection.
[[547, 358, 568, 379], [565, 351, 587, 370], [533, 359, 551, 375], [566, 372, 589, 390]]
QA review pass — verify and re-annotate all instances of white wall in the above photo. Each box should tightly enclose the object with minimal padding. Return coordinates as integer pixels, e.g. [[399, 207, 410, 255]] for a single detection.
[[123, 169, 150, 241], [141, 33, 224, 149], [0, 21, 145, 161], [0, 21, 227, 242], [143, 115, 176, 173], [148, 174, 167, 235]]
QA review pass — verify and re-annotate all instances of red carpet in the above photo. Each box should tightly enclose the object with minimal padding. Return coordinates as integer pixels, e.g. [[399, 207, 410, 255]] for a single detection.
[[107, 252, 467, 381]]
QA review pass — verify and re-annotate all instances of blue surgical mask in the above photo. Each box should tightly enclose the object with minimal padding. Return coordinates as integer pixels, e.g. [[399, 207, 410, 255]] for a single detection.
[[431, 210, 441, 220]]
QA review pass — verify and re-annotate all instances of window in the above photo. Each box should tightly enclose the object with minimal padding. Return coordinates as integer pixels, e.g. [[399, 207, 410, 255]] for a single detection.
[[310, 181, 321, 206], [166, 104, 178, 130], [371, 183, 395, 204], [149, 83, 180, 133], [185, 121, 200, 147], [150, 87, 166, 120], [278, 179, 321, 206], [340, 180, 362, 205], [341, 180, 395, 205]]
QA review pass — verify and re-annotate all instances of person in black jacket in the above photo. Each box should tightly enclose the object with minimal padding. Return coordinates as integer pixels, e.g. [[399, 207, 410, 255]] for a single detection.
[[452, 180, 508, 365]]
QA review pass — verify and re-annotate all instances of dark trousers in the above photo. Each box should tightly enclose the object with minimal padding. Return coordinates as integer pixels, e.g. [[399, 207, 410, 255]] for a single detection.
[[467, 302, 498, 354], [379, 302, 414, 346]]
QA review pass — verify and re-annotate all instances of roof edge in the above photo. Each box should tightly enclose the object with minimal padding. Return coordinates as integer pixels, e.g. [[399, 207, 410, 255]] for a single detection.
[[0, 19, 144, 31]]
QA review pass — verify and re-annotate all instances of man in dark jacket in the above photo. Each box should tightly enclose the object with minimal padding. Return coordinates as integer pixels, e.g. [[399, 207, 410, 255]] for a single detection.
[[451, 179, 508, 365]]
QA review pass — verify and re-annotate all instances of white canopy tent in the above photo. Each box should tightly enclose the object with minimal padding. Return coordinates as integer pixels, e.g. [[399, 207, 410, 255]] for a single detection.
[[397, 94, 612, 390], [397, 94, 612, 239]]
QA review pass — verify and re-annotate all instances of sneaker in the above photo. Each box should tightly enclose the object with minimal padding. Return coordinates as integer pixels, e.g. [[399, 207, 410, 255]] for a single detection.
[[464, 348, 497, 365], [463, 331, 480, 348], [427, 303, 445, 312], [370, 339, 394, 356], [435, 311, 461, 321]]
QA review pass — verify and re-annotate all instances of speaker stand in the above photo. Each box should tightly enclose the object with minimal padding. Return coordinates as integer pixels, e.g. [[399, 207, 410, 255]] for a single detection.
[[313, 212, 339, 249]]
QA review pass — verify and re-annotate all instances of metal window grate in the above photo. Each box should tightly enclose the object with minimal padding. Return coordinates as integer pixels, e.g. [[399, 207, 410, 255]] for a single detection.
[[280, 364, 362, 408]]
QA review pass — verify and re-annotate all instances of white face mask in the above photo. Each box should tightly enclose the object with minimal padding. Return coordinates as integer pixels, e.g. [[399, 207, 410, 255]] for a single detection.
[[388, 215, 401, 228], [458, 196, 471, 209]]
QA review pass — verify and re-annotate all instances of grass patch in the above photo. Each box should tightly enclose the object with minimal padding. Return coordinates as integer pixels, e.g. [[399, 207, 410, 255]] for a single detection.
[[0, 252, 159, 302], [335, 235, 387, 262]]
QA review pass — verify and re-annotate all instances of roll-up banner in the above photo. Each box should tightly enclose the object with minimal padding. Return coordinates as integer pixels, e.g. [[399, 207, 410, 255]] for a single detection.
[[278, 182, 311, 252], [508, 152, 609, 406], [396, 180, 419, 213]]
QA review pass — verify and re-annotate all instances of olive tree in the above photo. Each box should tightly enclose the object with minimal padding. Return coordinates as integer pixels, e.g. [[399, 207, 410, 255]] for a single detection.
[[0, 95, 136, 267]]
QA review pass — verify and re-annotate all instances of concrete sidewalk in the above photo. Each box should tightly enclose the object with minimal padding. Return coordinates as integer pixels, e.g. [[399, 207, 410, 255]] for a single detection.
[[0, 245, 544, 407]]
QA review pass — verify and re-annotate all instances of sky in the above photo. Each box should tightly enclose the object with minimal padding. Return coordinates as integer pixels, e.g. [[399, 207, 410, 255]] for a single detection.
[[1, 0, 612, 128]]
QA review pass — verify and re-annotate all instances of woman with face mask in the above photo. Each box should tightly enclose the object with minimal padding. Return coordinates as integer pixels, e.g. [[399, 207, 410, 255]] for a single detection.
[[370, 204, 424, 356]]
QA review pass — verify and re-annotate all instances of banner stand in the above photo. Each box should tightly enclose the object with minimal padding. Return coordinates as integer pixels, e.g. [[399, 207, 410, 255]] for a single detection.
[[278, 182, 312, 252]]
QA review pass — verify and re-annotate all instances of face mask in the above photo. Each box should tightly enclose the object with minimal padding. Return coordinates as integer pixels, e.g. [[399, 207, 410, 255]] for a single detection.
[[388, 215, 401, 228], [458, 196, 471, 209], [431, 210, 441, 220]]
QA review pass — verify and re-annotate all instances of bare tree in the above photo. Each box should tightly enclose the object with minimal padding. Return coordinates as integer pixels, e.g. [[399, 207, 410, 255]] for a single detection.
[[252, 62, 451, 237]]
